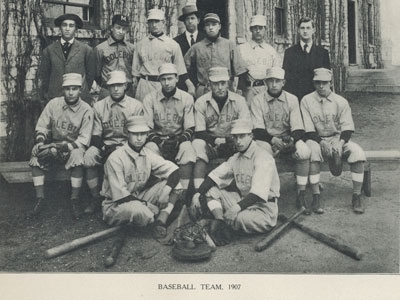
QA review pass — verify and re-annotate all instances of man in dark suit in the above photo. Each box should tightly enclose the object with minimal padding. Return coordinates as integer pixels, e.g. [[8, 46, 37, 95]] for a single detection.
[[282, 17, 331, 102], [174, 3, 205, 91], [40, 14, 96, 104]]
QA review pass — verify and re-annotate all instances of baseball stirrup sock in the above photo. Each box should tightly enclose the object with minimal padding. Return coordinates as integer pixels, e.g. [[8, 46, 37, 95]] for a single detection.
[[309, 174, 321, 194], [179, 163, 193, 190], [86, 168, 100, 197], [193, 160, 207, 188], [350, 162, 364, 194], [32, 167, 45, 198], [207, 199, 223, 219], [70, 167, 83, 199]]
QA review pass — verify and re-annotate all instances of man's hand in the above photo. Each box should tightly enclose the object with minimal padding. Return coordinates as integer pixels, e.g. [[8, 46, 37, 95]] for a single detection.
[[214, 137, 226, 146], [332, 139, 345, 157], [271, 137, 286, 150], [31, 142, 44, 156], [320, 139, 333, 158], [189, 192, 202, 219], [157, 185, 172, 210], [209, 219, 231, 246], [223, 204, 241, 227], [294, 140, 311, 160]]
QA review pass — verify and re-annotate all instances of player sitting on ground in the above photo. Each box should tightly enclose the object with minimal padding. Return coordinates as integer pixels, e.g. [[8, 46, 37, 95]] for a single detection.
[[300, 68, 366, 214], [101, 116, 183, 238], [30, 73, 94, 220], [190, 119, 280, 246], [250, 67, 312, 213]]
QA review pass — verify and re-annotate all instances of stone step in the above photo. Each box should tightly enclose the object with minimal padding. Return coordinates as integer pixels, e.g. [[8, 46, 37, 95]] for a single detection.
[[347, 77, 398, 85], [346, 84, 400, 93], [346, 68, 400, 93]]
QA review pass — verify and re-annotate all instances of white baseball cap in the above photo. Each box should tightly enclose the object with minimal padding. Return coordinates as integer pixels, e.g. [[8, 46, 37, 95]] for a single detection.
[[158, 63, 178, 77], [147, 8, 165, 21], [266, 67, 285, 80], [62, 73, 82, 87], [250, 15, 266, 27], [107, 71, 127, 85], [231, 119, 253, 135], [313, 68, 332, 81], [126, 116, 150, 133], [208, 67, 229, 82]]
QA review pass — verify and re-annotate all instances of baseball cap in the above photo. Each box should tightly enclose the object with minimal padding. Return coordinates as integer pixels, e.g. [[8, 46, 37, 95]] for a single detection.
[[158, 63, 178, 77], [231, 119, 253, 135], [107, 71, 127, 85], [147, 8, 165, 21], [266, 67, 285, 80], [54, 14, 83, 29], [126, 116, 150, 133], [250, 15, 267, 27], [112, 14, 130, 26], [203, 13, 220, 23], [313, 68, 332, 81], [62, 73, 82, 87], [208, 67, 229, 82]]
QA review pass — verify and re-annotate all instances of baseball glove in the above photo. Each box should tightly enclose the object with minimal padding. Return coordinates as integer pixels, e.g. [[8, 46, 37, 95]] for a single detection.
[[172, 222, 213, 262], [216, 141, 236, 158], [36, 143, 58, 165], [161, 137, 179, 162], [328, 148, 343, 176]]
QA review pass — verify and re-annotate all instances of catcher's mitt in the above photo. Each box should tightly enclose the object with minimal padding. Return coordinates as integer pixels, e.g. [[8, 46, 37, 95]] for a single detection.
[[216, 142, 236, 158], [328, 148, 343, 176], [161, 138, 179, 162], [37, 143, 58, 165], [172, 222, 213, 262]]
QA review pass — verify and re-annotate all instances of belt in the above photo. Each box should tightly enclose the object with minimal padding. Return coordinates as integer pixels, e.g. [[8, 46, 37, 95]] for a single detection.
[[268, 197, 278, 203], [246, 79, 266, 87], [320, 133, 338, 138], [140, 75, 159, 82]]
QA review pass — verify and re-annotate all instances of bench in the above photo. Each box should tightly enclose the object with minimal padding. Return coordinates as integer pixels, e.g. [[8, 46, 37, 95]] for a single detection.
[[1, 151, 399, 197]]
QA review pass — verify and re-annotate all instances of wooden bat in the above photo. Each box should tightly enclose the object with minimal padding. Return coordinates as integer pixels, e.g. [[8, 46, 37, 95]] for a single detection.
[[255, 207, 305, 252], [278, 214, 362, 260], [104, 229, 127, 268], [201, 227, 217, 251], [45, 226, 122, 259]]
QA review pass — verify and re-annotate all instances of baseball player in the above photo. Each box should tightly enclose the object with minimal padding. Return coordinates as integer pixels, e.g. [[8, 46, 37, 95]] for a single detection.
[[84, 71, 144, 214], [250, 67, 312, 212], [101, 116, 183, 238], [300, 68, 366, 214], [192, 67, 251, 192], [238, 15, 282, 104], [184, 13, 248, 98], [131, 8, 195, 101], [190, 119, 280, 245], [143, 63, 196, 201], [29, 73, 94, 219], [94, 15, 135, 100]]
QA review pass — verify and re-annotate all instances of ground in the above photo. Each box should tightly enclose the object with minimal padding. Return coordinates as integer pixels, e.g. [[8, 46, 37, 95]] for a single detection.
[[0, 92, 399, 273]]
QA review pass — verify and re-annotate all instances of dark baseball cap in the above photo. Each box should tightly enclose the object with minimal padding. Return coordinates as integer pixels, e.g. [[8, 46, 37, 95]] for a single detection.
[[54, 14, 83, 29], [112, 14, 130, 26]]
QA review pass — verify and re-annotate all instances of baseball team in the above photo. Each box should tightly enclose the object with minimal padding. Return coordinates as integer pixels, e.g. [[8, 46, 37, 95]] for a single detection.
[[30, 3, 366, 246]]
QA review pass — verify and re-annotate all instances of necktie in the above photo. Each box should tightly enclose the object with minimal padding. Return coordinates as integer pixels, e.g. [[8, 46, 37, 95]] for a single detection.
[[62, 41, 70, 59], [190, 34, 195, 46], [304, 43, 308, 53]]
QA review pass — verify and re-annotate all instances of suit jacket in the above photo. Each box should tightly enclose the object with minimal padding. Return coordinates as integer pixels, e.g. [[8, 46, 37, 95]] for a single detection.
[[282, 43, 331, 101], [40, 39, 96, 103], [174, 31, 206, 90]]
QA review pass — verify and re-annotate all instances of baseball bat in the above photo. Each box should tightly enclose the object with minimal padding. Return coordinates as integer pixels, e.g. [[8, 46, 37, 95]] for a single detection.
[[45, 226, 122, 259], [255, 207, 305, 252], [201, 228, 217, 251], [278, 214, 362, 260], [104, 229, 127, 268]]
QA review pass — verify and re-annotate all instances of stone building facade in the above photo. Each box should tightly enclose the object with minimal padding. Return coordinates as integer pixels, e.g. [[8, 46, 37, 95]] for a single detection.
[[0, 0, 382, 161]]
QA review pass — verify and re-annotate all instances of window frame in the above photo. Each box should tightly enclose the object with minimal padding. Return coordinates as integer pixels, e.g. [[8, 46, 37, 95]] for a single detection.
[[275, 0, 286, 36]]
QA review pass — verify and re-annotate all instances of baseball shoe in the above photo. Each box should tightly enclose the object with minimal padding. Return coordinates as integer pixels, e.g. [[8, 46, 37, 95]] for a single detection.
[[352, 194, 365, 214], [84, 196, 101, 214], [152, 220, 167, 239], [30, 197, 45, 217], [311, 194, 324, 214], [296, 190, 305, 209], [70, 198, 81, 220]]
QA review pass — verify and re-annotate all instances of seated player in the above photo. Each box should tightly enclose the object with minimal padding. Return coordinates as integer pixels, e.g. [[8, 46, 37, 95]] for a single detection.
[[192, 67, 251, 192], [29, 73, 94, 219], [143, 63, 196, 200], [300, 68, 366, 214], [83, 70, 144, 213], [190, 119, 280, 246], [101, 116, 183, 238], [250, 67, 312, 213]]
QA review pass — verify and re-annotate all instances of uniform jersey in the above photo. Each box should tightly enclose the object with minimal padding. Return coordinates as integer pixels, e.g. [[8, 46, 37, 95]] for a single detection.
[[194, 91, 250, 137], [143, 88, 195, 136], [102, 144, 179, 202], [250, 90, 304, 137], [92, 95, 144, 146], [95, 36, 135, 84], [184, 37, 248, 86], [300, 91, 355, 136], [35, 97, 93, 148], [238, 40, 281, 80], [209, 141, 280, 200], [132, 34, 187, 77]]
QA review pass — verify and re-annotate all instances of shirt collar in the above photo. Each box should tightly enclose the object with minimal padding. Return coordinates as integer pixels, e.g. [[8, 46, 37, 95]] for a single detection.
[[266, 91, 285, 102], [107, 96, 128, 108], [316, 92, 333, 103], [158, 89, 181, 102], [205, 36, 221, 45], [249, 39, 267, 49], [61, 38, 74, 45], [148, 33, 166, 41], [206, 91, 236, 103], [239, 141, 257, 159], [63, 99, 82, 112], [124, 143, 146, 161], [300, 40, 313, 53], [185, 30, 198, 40], [108, 35, 126, 46]]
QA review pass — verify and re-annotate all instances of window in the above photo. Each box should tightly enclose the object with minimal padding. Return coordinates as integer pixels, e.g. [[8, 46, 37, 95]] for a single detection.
[[275, 0, 286, 36], [367, 3, 374, 44], [43, 0, 99, 28]]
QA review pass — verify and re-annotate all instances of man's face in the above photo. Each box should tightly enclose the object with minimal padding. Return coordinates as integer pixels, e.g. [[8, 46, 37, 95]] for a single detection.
[[60, 20, 77, 41], [63, 86, 81, 104], [232, 133, 253, 152], [314, 80, 332, 98], [266, 78, 285, 97], [298, 21, 315, 43], [204, 21, 221, 38], [250, 25, 266, 43], [128, 131, 148, 150], [210, 80, 229, 99], [148, 19, 164, 35], [159, 74, 178, 94], [109, 83, 127, 101], [111, 23, 128, 41], [184, 13, 199, 33]]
